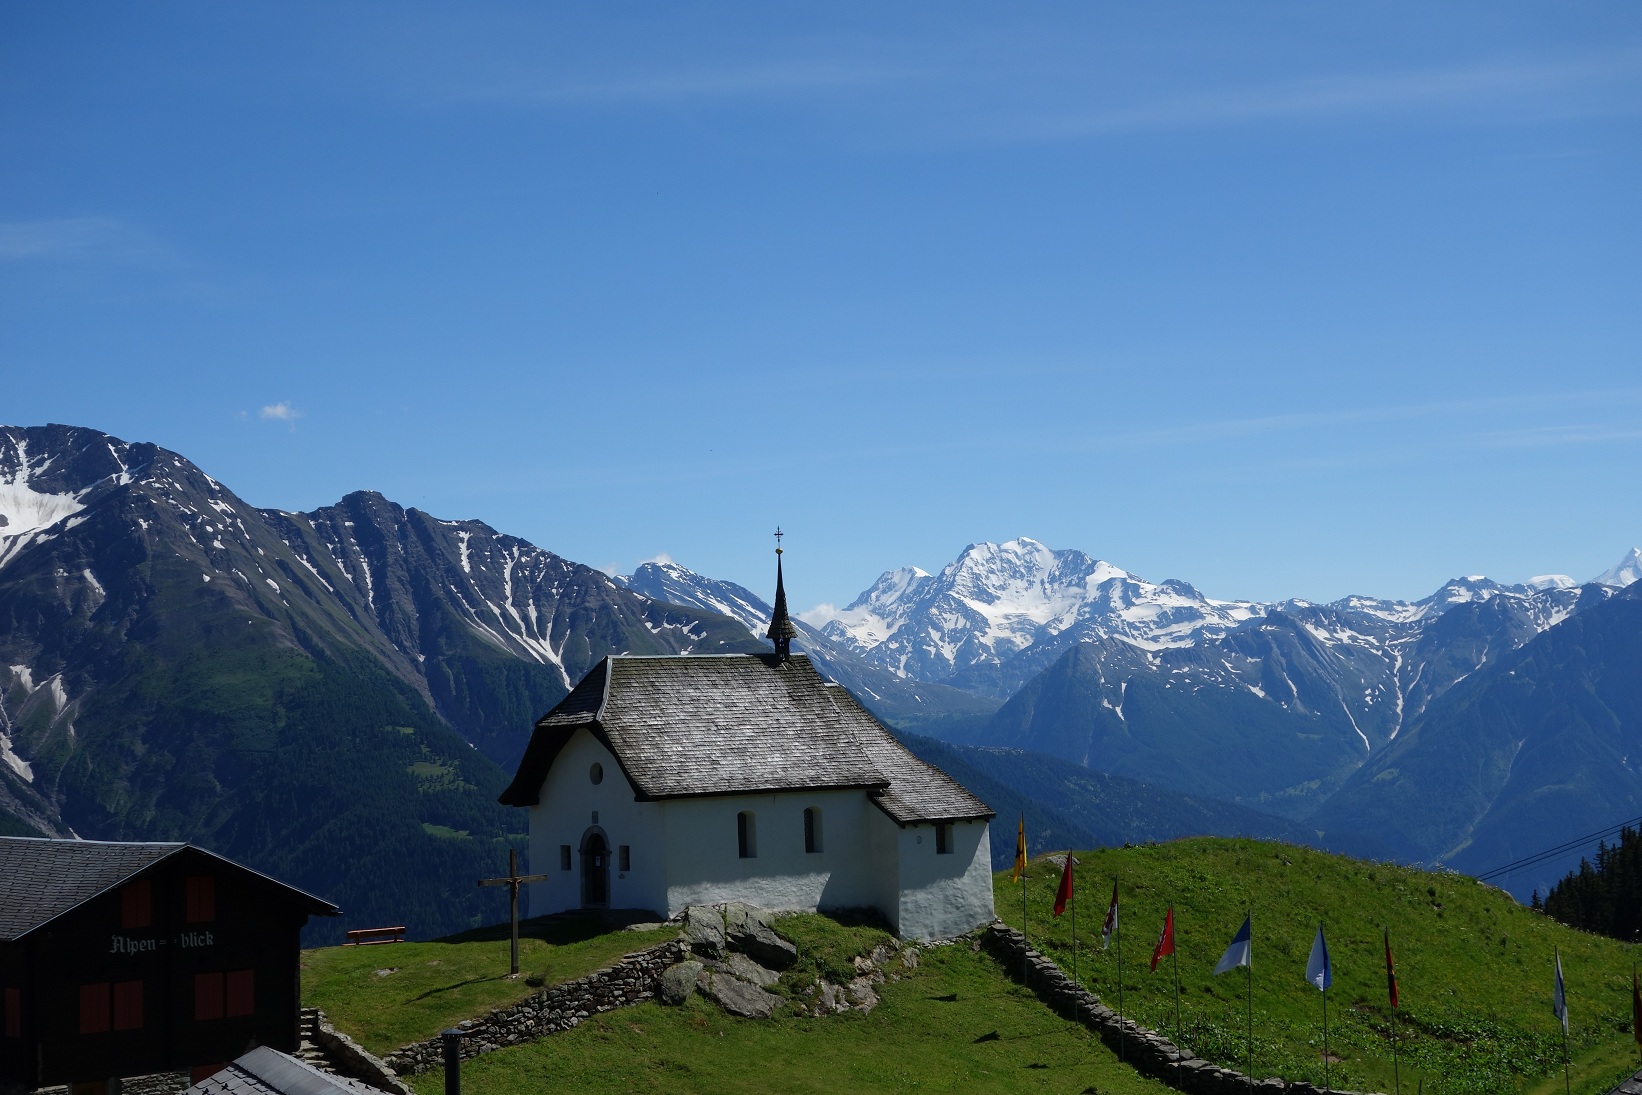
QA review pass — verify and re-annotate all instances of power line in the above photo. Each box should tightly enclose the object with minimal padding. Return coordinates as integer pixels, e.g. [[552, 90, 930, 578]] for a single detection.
[[1476, 815, 1642, 883]]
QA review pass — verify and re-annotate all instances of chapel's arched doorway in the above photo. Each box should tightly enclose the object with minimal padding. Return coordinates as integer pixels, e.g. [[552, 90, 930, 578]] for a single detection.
[[580, 829, 610, 908]]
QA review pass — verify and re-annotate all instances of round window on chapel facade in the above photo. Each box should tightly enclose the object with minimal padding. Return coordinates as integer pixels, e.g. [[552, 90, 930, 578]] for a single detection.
[[590, 762, 604, 785]]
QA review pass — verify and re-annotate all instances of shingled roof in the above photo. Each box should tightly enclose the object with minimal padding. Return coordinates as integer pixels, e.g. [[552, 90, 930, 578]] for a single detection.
[[0, 837, 340, 941], [822, 685, 993, 824], [500, 653, 993, 824]]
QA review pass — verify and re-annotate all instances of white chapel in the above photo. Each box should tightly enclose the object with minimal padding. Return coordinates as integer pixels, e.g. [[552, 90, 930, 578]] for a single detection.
[[498, 549, 997, 941]]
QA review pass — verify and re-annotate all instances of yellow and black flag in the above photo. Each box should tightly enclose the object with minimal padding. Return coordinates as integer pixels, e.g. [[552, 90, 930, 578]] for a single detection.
[[1011, 814, 1027, 883]]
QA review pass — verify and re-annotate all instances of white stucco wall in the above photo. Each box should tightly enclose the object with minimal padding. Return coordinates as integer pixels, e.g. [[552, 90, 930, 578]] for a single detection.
[[660, 787, 888, 917], [890, 819, 995, 941], [526, 729, 666, 917]]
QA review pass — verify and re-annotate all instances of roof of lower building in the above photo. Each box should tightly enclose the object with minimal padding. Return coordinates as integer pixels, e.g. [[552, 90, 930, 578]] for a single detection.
[[499, 653, 993, 824], [187, 1047, 380, 1095], [0, 836, 340, 942]]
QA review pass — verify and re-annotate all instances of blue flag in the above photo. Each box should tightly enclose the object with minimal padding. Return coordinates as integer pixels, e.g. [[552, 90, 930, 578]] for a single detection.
[[1214, 915, 1251, 975], [1306, 923, 1332, 991]]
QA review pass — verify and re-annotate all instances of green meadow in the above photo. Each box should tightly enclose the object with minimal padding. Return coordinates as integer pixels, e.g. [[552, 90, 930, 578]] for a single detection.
[[303, 838, 1642, 1094], [401, 935, 1171, 1095], [1005, 838, 1642, 1095], [301, 913, 675, 1055]]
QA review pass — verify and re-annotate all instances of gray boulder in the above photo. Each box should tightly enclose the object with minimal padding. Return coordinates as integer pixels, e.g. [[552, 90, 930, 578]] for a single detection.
[[682, 905, 727, 958], [719, 952, 780, 988], [657, 960, 704, 1005], [845, 977, 880, 1013], [702, 971, 784, 1019], [723, 905, 797, 969]]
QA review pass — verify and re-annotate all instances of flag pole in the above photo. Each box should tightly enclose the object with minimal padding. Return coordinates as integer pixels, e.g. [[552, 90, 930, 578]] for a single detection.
[[1322, 972, 1331, 1094], [1171, 911, 1182, 1089], [1563, 1024, 1571, 1095], [1115, 879, 1125, 1062], [1391, 991, 1401, 1095], [1172, 912, 1182, 1035], [1246, 911, 1254, 1093], [1071, 853, 1078, 983], [1011, 853, 1024, 985], [1558, 946, 1570, 1095]]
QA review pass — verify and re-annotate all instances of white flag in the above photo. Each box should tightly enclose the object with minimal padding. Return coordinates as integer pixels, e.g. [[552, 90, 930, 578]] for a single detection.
[[1214, 915, 1251, 975], [1306, 923, 1332, 992], [1100, 882, 1119, 951]]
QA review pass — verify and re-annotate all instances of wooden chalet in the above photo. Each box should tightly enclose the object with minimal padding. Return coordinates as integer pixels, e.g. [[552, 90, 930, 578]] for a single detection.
[[0, 837, 339, 1092]]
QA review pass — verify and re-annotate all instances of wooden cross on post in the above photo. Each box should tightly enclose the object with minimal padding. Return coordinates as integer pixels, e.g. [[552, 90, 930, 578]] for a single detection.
[[477, 848, 547, 977]]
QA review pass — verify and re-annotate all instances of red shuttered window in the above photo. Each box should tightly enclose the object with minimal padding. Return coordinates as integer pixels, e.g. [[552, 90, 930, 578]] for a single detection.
[[120, 879, 152, 930], [225, 970, 254, 1017], [79, 983, 110, 1034], [194, 972, 224, 1021], [112, 980, 143, 1031], [186, 875, 216, 923]]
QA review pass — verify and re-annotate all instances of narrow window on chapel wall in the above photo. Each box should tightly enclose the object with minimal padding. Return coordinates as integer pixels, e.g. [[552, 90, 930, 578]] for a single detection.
[[737, 812, 757, 858], [186, 875, 216, 922], [618, 845, 631, 872], [4, 986, 20, 1038], [559, 845, 572, 870], [120, 878, 152, 930], [935, 823, 952, 855], [804, 807, 823, 853]]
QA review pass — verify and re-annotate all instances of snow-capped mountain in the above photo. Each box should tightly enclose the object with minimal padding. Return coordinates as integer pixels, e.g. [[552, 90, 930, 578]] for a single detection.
[[817, 538, 1266, 695], [1596, 547, 1642, 588], [617, 560, 771, 635], [815, 538, 1641, 705]]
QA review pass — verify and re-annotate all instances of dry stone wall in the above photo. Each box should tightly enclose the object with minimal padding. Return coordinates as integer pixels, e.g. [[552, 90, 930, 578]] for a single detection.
[[981, 922, 1385, 1095], [382, 938, 688, 1076]]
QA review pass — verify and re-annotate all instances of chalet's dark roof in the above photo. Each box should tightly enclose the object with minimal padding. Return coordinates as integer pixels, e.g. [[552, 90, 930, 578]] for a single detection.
[[0, 837, 340, 942], [187, 1047, 377, 1095], [501, 654, 993, 824]]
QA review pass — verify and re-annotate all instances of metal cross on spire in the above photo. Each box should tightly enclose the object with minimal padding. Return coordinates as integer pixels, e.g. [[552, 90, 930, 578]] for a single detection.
[[767, 527, 797, 660]]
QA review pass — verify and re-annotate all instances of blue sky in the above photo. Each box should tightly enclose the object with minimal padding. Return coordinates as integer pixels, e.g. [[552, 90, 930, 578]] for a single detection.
[[3, 3, 1639, 611]]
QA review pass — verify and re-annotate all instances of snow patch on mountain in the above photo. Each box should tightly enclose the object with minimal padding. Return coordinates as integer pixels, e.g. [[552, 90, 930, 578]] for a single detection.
[[1595, 548, 1642, 588], [0, 439, 89, 572]]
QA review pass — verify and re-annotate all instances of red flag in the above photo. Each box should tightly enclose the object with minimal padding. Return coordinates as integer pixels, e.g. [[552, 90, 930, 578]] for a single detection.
[[1150, 906, 1175, 972], [1385, 928, 1399, 1009], [1101, 882, 1119, 950], [1053, 853, 1074, 917]]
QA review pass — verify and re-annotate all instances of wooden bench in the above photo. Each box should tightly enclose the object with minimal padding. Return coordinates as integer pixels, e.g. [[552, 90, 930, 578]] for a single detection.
[[344, 925, 406, 946]]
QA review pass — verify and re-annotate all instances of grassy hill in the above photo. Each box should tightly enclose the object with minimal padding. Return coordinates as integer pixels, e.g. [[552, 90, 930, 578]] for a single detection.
[[304, 838, 1642, 1095], [1006, 838, 1642, 1094]]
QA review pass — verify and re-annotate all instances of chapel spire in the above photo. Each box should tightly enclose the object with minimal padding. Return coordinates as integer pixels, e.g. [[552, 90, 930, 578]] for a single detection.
[[767, 528, 798, 662]]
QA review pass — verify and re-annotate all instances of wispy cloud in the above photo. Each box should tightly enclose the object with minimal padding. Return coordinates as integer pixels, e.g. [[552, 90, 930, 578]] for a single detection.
[[797, 603, 839, 627], [0, 217, 184, 268], [1079, 388, 1642, 453], [639, 552, 674, 566], [260, 402, 301, 422], [1007, 51, 1642, 143]]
